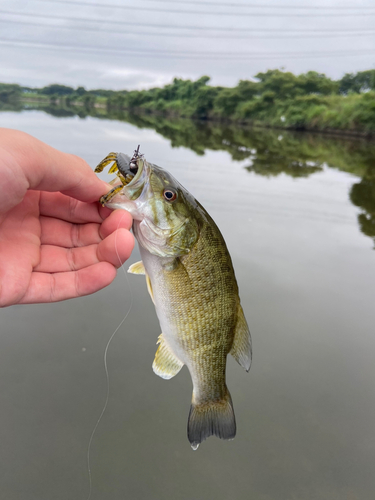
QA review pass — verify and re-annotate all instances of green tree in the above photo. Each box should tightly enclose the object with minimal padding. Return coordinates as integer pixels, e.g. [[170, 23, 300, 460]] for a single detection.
[[213, 81, 259, 117], [214, 88, 241, 117], [237, 80, 259, 100], [0, 83, 21, 103], [191, 84, 220, 119], [298, 71, 338, 95], [255, 70, 302, 99], [339, 70, 375, 94], [39, 84, 75, 96]]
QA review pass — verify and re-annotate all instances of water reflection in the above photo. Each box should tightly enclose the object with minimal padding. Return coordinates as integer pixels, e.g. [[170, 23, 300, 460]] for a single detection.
[[1, 102, 375, 499], [3, 101, 375, 246], [351, 177, 375, 244], [121, 113, 375, 246]]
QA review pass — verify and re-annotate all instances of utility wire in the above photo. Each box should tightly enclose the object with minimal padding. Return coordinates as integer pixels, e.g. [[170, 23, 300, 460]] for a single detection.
[[0, 9, 372, 33], [1, 37, 374, 60], [34, 0, 375, 17], [2, 18, 375, 39], [121, 0, 375, 8]]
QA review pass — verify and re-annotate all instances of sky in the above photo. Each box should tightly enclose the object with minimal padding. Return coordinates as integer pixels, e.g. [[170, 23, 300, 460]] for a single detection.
[[1, 0, 375, 91]]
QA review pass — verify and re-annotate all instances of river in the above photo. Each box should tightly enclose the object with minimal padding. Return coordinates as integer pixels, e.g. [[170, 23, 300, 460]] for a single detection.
[[1, 107, 375, 500]]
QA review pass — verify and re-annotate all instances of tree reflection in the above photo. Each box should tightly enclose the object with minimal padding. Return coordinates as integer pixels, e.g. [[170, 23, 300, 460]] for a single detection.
[[2, 102, 375, 247], [351, 177, 375, 246], [118, 113, 375, 245]]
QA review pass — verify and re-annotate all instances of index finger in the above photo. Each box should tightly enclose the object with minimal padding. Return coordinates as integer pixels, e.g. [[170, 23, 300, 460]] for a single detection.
[[0, 128, 108, 204], [39, 191, 106, 223]]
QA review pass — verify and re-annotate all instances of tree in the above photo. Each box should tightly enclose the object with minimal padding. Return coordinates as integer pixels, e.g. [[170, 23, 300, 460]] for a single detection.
[[298, 71, 338, 95], [214, 88, 242, 116], [255, 69, 337, 98], [339, 70, 375, 94], [191, 84, 220, 119], [0, 83, 21, 103], [255, 70, 302, 99], [236, 80, 259, 100], [39, 84, 75, 96]]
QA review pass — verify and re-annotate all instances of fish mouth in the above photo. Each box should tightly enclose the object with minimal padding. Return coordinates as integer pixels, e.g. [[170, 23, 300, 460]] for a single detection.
[[95, 148, 147, 206]]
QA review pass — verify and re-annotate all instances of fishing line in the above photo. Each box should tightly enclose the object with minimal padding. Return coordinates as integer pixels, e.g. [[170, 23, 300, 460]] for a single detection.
[[86, 210, 133, 500]]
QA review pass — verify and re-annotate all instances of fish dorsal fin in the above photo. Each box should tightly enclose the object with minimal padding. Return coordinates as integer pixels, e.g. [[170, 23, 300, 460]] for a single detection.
[[127, 261, 145, 275], [230, 304, 252, 372], [152, 334, 184, 380]]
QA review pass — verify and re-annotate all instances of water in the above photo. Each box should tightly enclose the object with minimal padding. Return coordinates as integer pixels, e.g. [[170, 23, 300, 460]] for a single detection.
[[1, 108, 375, 500]]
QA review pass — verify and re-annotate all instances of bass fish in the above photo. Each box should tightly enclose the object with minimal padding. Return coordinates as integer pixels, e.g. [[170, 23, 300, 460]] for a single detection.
[[95, 146, 252, 450]]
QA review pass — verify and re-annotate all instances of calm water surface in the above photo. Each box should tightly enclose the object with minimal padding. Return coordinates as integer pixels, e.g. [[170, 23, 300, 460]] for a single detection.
[[1, 109, 375, 500]]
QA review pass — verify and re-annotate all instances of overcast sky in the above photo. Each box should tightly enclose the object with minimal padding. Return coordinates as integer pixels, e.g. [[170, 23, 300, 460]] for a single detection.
[[1, 0, 375, 91]]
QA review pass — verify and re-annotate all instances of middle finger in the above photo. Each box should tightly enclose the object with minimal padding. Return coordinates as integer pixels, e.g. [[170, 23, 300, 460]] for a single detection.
[[40, 216, 101, 247]]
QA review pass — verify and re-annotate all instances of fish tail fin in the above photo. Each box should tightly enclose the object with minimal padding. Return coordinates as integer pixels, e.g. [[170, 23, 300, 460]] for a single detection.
[[187, 387, 236, 450]]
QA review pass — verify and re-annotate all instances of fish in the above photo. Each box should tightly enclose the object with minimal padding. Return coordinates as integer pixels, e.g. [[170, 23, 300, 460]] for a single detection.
[[95, 146, 252, 450]]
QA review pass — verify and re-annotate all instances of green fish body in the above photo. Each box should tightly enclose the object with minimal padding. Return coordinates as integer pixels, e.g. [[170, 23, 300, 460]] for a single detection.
[[95, 150, 252, 449]]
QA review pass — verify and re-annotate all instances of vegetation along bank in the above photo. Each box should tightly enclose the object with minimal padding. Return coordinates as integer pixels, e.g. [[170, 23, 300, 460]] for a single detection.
[[1, 69, 375, 137]]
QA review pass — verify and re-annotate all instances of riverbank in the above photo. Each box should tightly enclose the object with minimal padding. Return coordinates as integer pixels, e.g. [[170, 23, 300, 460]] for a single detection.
[[109, 104, 375, 140], [103, 70, 375, 138], [106, 89, 375, 139], [20, 94, 374, 140], [1, 69, 375, 138]]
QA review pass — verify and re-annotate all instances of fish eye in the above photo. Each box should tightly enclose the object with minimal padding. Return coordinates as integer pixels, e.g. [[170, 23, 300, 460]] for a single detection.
[[163, 189, 177, 202]]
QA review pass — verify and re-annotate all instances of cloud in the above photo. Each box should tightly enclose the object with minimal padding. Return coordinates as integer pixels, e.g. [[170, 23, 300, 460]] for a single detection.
[[100, 68, 176, 90], [1, 0, 374, 90]]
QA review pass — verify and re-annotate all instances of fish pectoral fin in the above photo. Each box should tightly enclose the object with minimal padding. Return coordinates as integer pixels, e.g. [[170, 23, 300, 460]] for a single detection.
[[152, 334, 184, 380], [127, 261, 146, 275], [127, 262, 155, 304], [230, 303, 252, 372], [145, 273, 155, 304]]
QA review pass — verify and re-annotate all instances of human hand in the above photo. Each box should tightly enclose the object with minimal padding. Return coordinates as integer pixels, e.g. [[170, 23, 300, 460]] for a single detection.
[[0, 128, 134, 307]]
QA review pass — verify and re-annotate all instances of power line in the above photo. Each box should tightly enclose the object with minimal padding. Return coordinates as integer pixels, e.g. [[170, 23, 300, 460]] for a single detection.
[[2, 18, 375, 40], [1, 9, 372, 33], [34, 0, 375, 17], [124, 0, 375, 8], [1, 37, 374, 60]]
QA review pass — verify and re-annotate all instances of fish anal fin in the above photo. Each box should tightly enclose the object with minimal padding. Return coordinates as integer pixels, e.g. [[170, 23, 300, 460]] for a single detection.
[[230, 304, 252, 372], [152, 334, 184, 380], [188, 387, 236, 450], [127, 261, 145, 275]]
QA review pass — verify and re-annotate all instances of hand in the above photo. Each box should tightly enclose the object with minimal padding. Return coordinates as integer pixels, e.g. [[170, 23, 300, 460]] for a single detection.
[[0, 128, 134, 307]]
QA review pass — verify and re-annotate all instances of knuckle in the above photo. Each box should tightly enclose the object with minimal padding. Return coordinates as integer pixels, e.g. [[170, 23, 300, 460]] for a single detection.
[[70, 223, 79, 247], [66, 248, 77, 271], [68, 196, 79, 220]]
